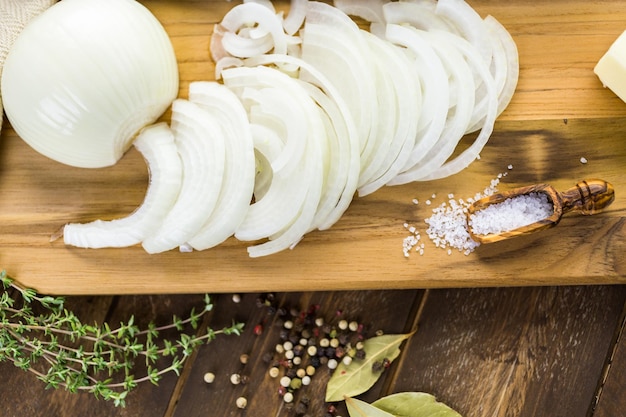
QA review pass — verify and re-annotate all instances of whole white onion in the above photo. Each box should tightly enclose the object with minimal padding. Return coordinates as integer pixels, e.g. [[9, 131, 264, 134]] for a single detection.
[[1, 0, 179, 168]]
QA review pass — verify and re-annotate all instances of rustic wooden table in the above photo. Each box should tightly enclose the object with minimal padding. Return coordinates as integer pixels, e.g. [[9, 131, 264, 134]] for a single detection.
[[1, 287, 625, 416], [2, 0, 626, 416]]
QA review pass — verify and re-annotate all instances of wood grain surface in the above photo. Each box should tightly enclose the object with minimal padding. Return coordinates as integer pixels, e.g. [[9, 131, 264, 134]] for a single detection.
[[1, 0, 626, 294], [1, 286, 624, 416]]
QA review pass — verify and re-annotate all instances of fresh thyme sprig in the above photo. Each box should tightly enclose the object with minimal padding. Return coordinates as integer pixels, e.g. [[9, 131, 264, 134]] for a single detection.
[[0, 270, 243, 407]]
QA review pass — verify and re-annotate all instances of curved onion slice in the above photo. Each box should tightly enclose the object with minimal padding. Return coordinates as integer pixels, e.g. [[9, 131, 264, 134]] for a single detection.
[[384, 24, 450, 174], [435, 0, 493, 67], [216, 2, 287, 57], [302, 2, 379, 186], [184, 82, 256, 251], [243, 53, 361, 230], [283, 0, 308, 35], [382, 1, 458, 33], [394, 30, 498, 183], [142, 99, 226, 254], [355, 30, 421, 197], [484, 15, 519, 117], [334, 0, 385, 23], [222, 65, 324, 256], [391, 28, 476, 182], [222, 30, 275, 58], [62, 123, 182, 248], [2, 0, 179, 169]]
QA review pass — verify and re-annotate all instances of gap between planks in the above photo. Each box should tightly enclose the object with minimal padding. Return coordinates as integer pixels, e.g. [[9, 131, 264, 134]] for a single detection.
[[377, 289, 430, 396], [588, 295, 626, 417]]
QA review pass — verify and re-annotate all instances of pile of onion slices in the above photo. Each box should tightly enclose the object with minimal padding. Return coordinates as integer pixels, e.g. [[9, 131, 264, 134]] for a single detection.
[[62, 0, 519, 257]]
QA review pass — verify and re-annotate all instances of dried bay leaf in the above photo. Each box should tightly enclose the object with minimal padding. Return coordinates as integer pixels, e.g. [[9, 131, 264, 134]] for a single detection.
[[346, 397, 396, 417], [372, 392, 462, 417], [325, 333, 412, 402]]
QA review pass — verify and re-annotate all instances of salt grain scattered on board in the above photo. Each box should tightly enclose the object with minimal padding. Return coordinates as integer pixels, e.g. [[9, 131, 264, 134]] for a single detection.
[[403, 166, 514, 258]]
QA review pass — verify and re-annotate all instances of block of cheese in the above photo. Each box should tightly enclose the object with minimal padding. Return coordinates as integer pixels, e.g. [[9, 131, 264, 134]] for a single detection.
[[595, 30, 626, 103]]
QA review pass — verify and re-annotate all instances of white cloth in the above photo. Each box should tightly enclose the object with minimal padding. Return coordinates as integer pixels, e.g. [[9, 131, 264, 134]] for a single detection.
[[0, 0, 56, 129]]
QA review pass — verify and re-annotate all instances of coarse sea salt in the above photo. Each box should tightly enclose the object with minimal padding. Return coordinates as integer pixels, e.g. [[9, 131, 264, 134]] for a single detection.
[[468, 192, 553, 236], [424, 173, 506, 255], [402, 170, 515, 257]]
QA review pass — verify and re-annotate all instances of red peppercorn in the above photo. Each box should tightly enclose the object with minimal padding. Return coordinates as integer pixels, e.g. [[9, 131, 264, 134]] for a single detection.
[[254, 324, 264, 336]]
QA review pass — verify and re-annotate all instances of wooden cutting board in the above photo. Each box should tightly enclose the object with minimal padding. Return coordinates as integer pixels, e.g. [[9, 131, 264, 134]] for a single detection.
[[1, 0, 625, 295]]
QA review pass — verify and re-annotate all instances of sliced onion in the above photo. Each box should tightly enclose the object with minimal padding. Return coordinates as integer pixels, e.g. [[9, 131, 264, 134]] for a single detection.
[[484, 15, 519, 117], [184, 82, 256, 251], [214, 56, 244, 80], [390, 28, 476, 182], [142, 99, 226, 254], [222, 65, 324, 256], [243, 53, 361, 230], [221, 30, 275, 58], [382, 1, 458, 33], [302, 2, 379, 186], [384, 24, 450, 175], [217, 2, 287, 56], [403, 30, 498, 181], [283, 0, 308, 35], [356, 30, 421, 197], [334, 0, 386, 23], [435, 0, 493, 67], [62, 123, 182, 248]]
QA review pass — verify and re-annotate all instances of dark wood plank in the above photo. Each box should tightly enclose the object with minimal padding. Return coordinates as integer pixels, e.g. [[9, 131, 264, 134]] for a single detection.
[[387, 286, 626, 417], [593, 301, 626, 417], [170, 290, 422, 417]]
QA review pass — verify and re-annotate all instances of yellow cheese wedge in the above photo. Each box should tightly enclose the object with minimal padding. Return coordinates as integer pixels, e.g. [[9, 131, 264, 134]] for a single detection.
[[595, 30, 626, 103]]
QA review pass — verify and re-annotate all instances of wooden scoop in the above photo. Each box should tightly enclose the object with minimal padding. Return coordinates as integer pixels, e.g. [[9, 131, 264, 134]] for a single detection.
[[466, 179, 615, 244]]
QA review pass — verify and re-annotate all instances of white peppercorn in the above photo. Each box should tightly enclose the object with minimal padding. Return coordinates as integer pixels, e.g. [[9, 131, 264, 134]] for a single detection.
[[280, 376, 291, 387], [230, 373, 241, 385], [284, 392, 294, 403], [269, 367, 280, 378], [236, 397, 247, 409], [307, 345, 317, 357], [203, 372, 215, 384]]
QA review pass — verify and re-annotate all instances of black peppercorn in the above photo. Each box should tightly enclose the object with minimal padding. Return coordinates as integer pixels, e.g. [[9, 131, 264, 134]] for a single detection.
[[372, 360, 383, 373], [293, 344, 304, 357], [310, 356, 321, 368]]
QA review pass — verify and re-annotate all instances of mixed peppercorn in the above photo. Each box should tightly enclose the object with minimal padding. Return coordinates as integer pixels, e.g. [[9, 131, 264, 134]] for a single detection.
[[205, 293, 392, 416]]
